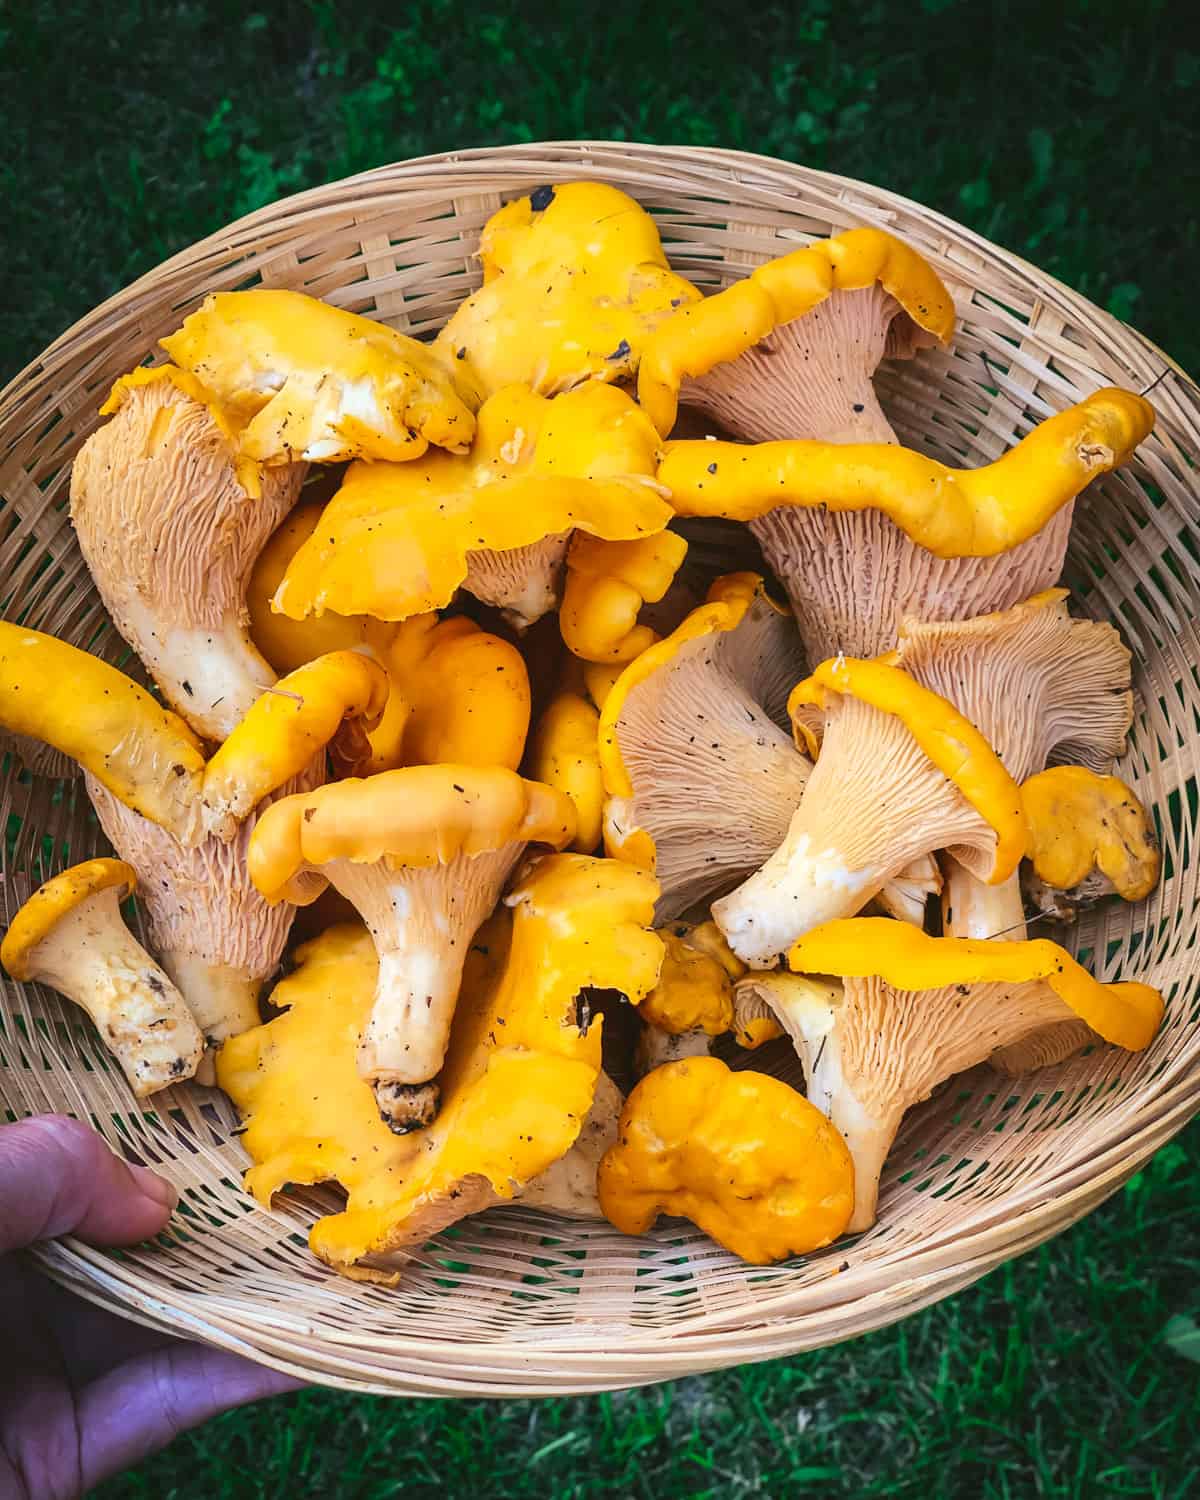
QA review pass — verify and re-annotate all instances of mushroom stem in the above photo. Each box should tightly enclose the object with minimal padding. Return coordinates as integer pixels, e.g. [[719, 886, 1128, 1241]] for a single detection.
[[633, 1021, 711, 1078], [118, 609, 276, 746], [2, 877, 204, 1098], [158, 952, 263, 1054], [329, 846, 526, 1132], [940, 861, 1026, 942]]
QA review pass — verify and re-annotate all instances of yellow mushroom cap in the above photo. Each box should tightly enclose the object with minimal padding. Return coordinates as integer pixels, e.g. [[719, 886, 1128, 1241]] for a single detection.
[[789, 656, 1027, 884], [161, 288, 476, 464], [528, 691, 604, 853], [638, 225, 954, 438], [218, 854, 664, 1276], [659, 389, 1154, 558], [597, 1055, 855, 1264], [2, 859, 136, 980], [559, 530, 690, 663], [1023, 765, 1161, 902], [434, 182, 701, 403], [274, 382, 671, 625], [639, 926, 737, 1037], [247, 764, 577, 904], [788, 917, 1162, 1051]]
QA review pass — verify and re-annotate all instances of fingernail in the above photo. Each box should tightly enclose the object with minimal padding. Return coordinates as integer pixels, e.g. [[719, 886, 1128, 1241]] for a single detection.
[[129, 1163, 179, 1211]]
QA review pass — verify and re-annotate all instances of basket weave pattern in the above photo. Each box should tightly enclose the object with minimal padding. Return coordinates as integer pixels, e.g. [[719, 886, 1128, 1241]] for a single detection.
[[1, 143, 1197, 1396]]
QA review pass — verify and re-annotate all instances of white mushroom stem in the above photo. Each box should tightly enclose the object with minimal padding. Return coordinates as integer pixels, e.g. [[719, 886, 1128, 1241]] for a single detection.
[[714, 694, 995, 966], [19, 887, 203, 1097], [463, 533, 572, 630], [750, 503, 1076, 663], [328, 843, 527, 1130], [70, 377, 306, 740], [874, 852, 942, 927], [738, 970, 1074, 1231], [680, 286, 918, 445], [940, 859, 1026, 942], [86, 763, 321, 1065]]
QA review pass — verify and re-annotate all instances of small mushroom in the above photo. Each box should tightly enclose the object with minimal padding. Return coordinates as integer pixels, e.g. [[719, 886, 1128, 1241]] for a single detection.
[[247, 765, 577, 1131], [746, 917, 1163, 1230], [637, 226, 955, 443], [597, 1056, 856, 1264], [528, 690, 604, 852], [217, 855, 663, 1279], [249, 502, 533, 774], [632, 920, 743, 1078], [659, 389, 1154, 661], [160, 288, 478, 464], [716, 656, 1025, 965], [1, 859, 204, 1097], [71, 369, 307, 740], [275, 383, 672, 632], [559, 531, 690, 663], [434, 182, 701, 403]]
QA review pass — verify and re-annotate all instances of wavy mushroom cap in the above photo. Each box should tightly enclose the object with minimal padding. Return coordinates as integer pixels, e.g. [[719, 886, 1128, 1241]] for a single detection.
[[638, 226, 955, 439], [1, 858, 135, 979], [434, 182, 701, 403], [559, 530, 690, 663], [598, 1055, 855, 1264], [638, 922, 742, 1037], [274, 382, 671, 629], [528, 690, 604, 853], [1023, 765, 1161, 906], [744, 921, 1161, 1228], [161, 288, 477, 464], [218, 854, 663, 1278]]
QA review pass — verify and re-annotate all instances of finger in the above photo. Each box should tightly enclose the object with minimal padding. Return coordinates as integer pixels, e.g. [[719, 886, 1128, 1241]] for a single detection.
[[0, 1115, 177, 1252], [77, 1343, 303, 1490]]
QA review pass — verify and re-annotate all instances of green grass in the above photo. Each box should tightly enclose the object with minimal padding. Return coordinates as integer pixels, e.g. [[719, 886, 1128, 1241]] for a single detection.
[[3, 2, 1199, 1494]]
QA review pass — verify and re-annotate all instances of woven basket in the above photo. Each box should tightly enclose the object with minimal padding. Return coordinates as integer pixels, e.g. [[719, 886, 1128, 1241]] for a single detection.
[[2, 142, 1197, 1398]]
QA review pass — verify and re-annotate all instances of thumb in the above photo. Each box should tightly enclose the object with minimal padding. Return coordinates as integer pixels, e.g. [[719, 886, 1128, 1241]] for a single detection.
[[0, 1114, 177, 1253]]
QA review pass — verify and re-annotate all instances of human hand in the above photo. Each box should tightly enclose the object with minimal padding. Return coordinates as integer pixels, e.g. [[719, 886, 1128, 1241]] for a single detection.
[[0, 1114, 301, 1500]]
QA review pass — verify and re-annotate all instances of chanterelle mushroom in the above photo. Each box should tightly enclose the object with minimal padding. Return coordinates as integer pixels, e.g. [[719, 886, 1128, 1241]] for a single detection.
[[247, 765, 576, 1132], [0, 622, 209, 846], [660, 388, 1153, 660], [717, 590, 1133, 965], [637, 226, 955, 443], [1, 859, 204, 1098], [599, 572, 807, 919], [1023, 765, 1161, 915], [716, 656, 1026, 965], [632, 920, 743, 1077], [160, 288, 477, 464], [273, 383, 671, 632], [71, 369, 307, 740], [248, 501, 533, 774], [598, 1055, 856, 1264], [86, 762, 323, 1077], [433, 181, 701, 403], [528, 690, 604, 853], [746, 917, 1163, 1230], [515, 1071, 625, 1220], [217, 855, 663, 1279]]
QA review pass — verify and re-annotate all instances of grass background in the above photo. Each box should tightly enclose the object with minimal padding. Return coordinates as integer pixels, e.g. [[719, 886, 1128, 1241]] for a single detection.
[[2, 0, 1198, 1494]]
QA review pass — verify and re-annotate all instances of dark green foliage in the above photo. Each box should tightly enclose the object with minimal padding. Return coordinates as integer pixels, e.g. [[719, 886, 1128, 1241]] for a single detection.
[[3, 4, 1198, 1494]]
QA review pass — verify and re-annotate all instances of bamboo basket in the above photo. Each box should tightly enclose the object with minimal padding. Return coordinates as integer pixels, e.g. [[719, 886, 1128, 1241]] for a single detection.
[[2, 143, 1198, 1398]]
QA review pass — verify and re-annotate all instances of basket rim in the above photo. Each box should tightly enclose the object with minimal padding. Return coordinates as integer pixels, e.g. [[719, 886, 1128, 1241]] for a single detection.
[[4, 138, 1199, 1395]]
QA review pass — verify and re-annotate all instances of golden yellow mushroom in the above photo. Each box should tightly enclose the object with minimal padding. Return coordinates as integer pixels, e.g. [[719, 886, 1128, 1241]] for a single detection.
[[1, 859, 204, 1097], [435, 181, 701, 402], [218, 854, 663, 1279], [598, 1056, 856, 1264]]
